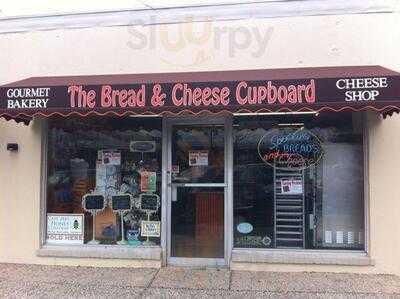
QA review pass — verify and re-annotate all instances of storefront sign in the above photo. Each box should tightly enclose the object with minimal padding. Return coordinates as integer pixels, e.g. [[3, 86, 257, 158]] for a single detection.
[[46, 214, 84, 244], [141, 221, 161, 237], [189, 150, 209, 166], [140, 171, 157, 192], [258, 128, 323, 170], [2, 66, 400, 119]]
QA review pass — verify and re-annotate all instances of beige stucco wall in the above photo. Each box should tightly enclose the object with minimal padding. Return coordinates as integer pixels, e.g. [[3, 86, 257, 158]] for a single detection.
[[1, 12, 400, 273]]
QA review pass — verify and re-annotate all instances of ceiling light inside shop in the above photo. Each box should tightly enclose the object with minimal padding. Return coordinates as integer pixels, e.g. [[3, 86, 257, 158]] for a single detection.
[[278, 123, 304, 126], [129, 114, 162, 118]]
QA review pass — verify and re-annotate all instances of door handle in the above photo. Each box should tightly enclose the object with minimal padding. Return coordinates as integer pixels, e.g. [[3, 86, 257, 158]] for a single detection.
[[167, 170, 172, 186]]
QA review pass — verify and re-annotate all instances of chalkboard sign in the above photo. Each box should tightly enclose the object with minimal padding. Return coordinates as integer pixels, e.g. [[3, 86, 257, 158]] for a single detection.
[[139, 193, 160, 212], [83, 194, 105, 211], [130, 141, 156, 152], [111, 194, 132, 211]]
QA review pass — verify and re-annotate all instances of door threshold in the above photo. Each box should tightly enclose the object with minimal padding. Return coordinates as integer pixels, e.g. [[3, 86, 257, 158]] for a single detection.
[[167, 257, 227, 268]]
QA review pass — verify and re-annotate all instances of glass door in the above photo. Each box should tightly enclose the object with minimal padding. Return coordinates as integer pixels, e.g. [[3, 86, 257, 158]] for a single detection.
[[167, 121, 226, 266]]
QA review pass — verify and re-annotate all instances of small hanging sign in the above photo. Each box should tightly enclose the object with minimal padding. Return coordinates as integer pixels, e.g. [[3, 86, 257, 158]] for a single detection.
[[140, 171, 157, 192]]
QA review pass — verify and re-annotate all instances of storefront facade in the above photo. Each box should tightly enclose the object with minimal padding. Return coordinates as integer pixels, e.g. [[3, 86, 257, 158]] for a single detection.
[[38, 110, 367, 269], [1, 3, 400, 274]]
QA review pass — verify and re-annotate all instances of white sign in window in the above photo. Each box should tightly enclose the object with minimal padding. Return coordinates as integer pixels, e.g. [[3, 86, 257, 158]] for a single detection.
[[141, 221, 161, 237], [46, 214, 84, 245]]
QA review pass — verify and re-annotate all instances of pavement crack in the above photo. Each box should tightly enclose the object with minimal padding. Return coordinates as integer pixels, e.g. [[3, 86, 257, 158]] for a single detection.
[[228, 270, 233, 290], [140, 267, 161, 298], [1, 265, 400, 298]]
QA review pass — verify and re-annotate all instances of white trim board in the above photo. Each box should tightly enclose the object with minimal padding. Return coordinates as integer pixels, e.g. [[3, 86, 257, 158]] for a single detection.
[[0, 0, 398, 34]]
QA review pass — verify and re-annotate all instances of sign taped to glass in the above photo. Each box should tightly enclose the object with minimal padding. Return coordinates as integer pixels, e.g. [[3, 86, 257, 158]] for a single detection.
[[141, 221, 161, 238], [46, 214, 84, 245], [140, 171, 157, 192]]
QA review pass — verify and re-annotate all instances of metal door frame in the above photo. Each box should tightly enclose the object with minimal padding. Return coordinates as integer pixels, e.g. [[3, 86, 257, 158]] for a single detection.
[[162, 116, 233, 267]]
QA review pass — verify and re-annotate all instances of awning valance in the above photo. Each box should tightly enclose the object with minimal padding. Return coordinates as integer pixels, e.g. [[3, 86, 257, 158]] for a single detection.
[[1, 66, 400, 121]]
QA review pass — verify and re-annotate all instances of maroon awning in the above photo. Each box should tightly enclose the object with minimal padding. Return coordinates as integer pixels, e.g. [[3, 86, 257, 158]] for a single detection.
[[1, 65, 400, 123]]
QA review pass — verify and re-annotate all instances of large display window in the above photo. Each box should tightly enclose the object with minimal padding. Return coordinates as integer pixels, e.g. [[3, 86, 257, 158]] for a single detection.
[[46, 117, 162, 246], [233, 112, 365, 250], [44, 112, 365, 254]]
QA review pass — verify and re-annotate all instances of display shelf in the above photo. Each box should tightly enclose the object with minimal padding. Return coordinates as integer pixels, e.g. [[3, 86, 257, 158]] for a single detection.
[[274, 167, 305, 249]]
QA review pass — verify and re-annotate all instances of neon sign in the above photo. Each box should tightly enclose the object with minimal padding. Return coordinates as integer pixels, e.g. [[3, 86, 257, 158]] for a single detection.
[[258, 127, 323, 170]]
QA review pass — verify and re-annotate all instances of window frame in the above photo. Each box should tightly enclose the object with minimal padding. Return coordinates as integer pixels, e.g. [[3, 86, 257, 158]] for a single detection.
[[37, 113, 371, 264], [38, 118, 163, 261], [230, 113, 370, 256]]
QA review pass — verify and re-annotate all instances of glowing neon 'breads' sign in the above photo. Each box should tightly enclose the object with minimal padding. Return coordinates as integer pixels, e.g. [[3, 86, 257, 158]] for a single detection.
[[258, 128, 323, 170]]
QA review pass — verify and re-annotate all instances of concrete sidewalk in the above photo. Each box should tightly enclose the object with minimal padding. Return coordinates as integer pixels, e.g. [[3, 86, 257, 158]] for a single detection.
[[0, 264, 399, 298]]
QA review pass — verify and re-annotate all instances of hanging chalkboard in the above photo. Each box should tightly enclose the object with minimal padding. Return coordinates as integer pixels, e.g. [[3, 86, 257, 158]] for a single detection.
[[111, 194, 132, 211], [139, 193, 160, 212], [130, 141, 156, 152], [83, 195, 105, 211]]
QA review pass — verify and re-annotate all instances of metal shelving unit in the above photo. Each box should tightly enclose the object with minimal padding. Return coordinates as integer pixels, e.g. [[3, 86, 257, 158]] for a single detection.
[[274, 168, 305, 249]]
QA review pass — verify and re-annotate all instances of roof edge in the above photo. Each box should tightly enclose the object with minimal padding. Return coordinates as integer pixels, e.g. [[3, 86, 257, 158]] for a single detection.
[[0, 0, 398, 34], [2, 65, 399, 87]]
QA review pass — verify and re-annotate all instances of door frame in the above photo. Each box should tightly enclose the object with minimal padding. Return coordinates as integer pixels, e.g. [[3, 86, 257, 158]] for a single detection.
[[161, 116, 233, 267]]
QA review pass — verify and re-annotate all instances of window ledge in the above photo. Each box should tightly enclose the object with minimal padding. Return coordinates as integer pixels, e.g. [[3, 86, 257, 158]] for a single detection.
[[231, 249, 374, 266], [37, 245, 162, 260]]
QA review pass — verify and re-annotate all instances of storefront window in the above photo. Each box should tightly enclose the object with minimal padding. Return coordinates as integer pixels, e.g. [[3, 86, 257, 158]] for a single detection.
[[171, 125, 224, 184], [46, 117, 162, 246], [233, 113, 365, 250]]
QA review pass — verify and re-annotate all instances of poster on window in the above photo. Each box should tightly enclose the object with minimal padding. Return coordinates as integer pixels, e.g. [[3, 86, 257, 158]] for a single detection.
[[140, 171, 157, 192], [96, 150, 121, 197], [98, 150, 121, 165], [46, 214, 84, 244], [189, 150, 209, 166], [280, 178, 303, 195], [141, 221, 161, 237]]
